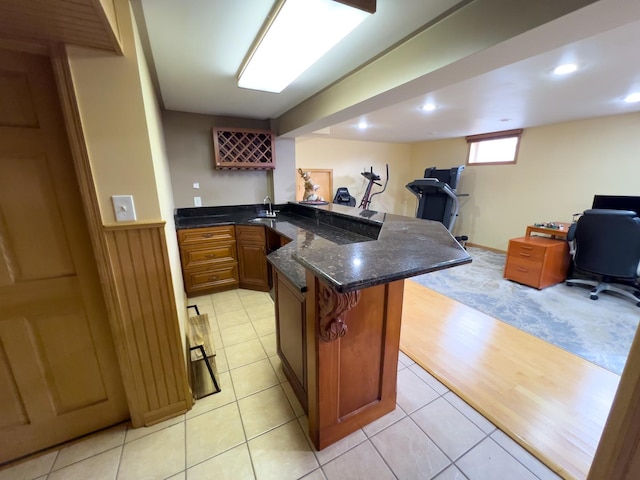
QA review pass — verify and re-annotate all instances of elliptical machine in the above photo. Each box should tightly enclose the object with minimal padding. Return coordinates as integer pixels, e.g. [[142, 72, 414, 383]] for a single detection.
[[359, 164, 389, 209]]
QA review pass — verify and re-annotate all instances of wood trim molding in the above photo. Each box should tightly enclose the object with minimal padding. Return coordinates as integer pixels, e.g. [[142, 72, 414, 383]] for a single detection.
[[105, 225, 192, 426], [103, 221, 166, 231], [50, 43, 144, 425], [335, 0, 376, 14], [50, 44, 191, 427], [587, 327, 640, 480], [0, 37, 49, 56], [465, 242, 507, 255], [318, 282, 360, 342]]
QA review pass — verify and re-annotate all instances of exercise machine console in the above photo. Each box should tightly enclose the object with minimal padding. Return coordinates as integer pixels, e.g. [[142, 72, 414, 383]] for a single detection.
[[406, 166, 468, 235]]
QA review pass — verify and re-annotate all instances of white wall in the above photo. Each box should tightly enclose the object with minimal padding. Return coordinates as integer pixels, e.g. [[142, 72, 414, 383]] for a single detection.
[[295, 137, 412, 215], [272, 137, 297, 204]]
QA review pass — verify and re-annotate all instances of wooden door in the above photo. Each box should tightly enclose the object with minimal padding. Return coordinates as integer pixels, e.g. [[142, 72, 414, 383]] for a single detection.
[[0, 48, 128, 463], [296, 169, 333, 202]]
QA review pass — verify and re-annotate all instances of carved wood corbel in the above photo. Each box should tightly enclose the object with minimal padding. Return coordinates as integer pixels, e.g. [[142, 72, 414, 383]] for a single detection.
[[318, 283, 361, 342]]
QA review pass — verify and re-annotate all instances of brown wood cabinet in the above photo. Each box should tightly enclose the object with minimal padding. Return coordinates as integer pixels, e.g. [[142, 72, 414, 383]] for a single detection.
[[274, 269, 308, 411], [504, 236, 570, 289], [304, 272, 404, 450], [178, 226, 238, 296], [236, 225, 269, 291]]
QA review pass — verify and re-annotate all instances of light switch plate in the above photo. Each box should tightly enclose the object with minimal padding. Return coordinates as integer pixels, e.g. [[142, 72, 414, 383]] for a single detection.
[[193, 182, 200, 189], [194, 196, 202, 207], [112, 195, 137, 222]]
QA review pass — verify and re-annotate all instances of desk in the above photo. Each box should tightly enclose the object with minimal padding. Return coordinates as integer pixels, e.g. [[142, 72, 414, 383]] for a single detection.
[[525, 222, 572, 239]]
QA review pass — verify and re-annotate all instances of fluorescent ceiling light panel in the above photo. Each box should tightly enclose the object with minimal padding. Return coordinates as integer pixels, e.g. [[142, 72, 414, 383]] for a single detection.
[[624, 92, 640, 103], [553, 63, 578, 75], [238, 0, 370, 93]]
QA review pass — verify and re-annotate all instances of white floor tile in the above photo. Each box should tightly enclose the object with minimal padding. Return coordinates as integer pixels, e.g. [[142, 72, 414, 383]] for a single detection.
[[52, 423, 126, 471], [443, 392, 496, 434], [186, 403, 245, 467], [411, 397, 485, 460], [490, 430, 561, 480], [238, 386, 295, 439], [187, 444, 254, 480], [456, 438, 538, 480], [396, 368, 439, 413], [230, 358, 279, 399], [371, 417, 450, 479], [48, 447, 121, 480], [118, 423, 185, 480], [0, 450, 58, 480], [322, 441, 395, 480], [248, 421, 318, 480]]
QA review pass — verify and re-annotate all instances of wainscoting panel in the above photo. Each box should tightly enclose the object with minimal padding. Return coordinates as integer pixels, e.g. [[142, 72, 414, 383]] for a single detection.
[[104, 223, 191, 426]]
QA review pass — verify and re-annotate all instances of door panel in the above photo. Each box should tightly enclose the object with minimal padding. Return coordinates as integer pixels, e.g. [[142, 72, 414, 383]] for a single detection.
[[296, 169, 333, 202], [0, 48, 128, 463]]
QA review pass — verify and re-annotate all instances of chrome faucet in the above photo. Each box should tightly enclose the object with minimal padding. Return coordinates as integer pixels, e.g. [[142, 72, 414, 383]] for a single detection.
[[263, 195, 276, 217]]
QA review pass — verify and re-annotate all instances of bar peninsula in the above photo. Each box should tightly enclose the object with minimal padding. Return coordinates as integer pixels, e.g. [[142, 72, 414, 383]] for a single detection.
[[175, 202, 470, 449]]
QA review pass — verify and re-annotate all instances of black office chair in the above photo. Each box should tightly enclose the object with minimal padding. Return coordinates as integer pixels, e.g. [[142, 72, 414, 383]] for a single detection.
[[566, 209, 640, 306], [333, 187, 356, 207]]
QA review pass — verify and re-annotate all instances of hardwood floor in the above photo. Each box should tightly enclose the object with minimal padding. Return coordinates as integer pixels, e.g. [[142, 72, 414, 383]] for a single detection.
[[400, 279, 620, 480]]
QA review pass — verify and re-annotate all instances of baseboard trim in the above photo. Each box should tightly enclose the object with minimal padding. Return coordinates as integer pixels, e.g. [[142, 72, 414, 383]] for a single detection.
[[466, 242, 506, 255]]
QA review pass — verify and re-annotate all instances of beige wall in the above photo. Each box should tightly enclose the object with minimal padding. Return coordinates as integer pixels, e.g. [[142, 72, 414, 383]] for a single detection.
[[132, 5, 186, 341], [67, 0, 161, 224], [163, 110, 275, 208], [295, 137, 411, 215], [410, 112, 640, 250], [68, 0, 188, 349]]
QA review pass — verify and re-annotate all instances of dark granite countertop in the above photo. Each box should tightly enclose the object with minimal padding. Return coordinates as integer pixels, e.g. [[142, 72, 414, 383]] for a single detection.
[[175, 202, 471, 293]]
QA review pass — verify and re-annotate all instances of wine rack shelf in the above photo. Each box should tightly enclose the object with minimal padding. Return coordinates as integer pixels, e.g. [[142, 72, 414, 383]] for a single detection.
[[212, 127, 275, 170]]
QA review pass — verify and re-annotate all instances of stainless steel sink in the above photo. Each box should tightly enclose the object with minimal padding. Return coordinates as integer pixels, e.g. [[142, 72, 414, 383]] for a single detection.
[[248, 217, 276, 224]]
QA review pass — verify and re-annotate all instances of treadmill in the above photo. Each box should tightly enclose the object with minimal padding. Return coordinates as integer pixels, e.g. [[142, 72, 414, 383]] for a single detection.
[[406, 166, 467, 234]]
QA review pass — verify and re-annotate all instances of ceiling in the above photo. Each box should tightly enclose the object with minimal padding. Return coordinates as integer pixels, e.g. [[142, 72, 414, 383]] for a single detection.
[[137, 0, 640, 143]]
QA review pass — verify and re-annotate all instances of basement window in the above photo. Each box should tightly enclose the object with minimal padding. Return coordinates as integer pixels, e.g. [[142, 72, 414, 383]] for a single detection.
[[466, 129, 523, 165]]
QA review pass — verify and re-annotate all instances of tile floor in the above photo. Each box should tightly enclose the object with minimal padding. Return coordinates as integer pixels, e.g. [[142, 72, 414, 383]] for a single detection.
[[0, 289, 561, 480]]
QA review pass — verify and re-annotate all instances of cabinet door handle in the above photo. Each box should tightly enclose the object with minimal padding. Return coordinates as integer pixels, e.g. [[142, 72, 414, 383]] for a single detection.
[[517, 267, 528, 272], [519, 253, 531, 257], [205, 254, 216, 259], [520, 245, 533, 250], [208, 275, 219, 281], [202, 233, 214, 238]]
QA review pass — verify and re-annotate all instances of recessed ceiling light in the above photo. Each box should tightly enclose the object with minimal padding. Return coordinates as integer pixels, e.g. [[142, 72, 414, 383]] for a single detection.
[[553, 63, 578, 75], [421, 103, 437, 111], [624, 92, 640, 103], [357, 121, 368, 129]]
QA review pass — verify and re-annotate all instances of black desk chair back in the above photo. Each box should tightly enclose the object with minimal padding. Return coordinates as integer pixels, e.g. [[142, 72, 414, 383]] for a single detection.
[[333, 187, 356, 207], [566, 209, 640, 306]]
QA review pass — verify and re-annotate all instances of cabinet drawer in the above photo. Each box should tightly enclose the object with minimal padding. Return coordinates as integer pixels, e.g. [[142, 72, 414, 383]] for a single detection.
[[504, 256, 542, 286], [180, 241, 236, 268], [236, 225, 266, 243], [178, 226, 235, 245], [184, 264, 239, 293], [507, 240, 546, 261]]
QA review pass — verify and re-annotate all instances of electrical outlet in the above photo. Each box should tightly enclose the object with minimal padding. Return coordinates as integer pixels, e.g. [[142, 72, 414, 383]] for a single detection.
[[112, 195, 137, 222], [194, 196, 202, 207]]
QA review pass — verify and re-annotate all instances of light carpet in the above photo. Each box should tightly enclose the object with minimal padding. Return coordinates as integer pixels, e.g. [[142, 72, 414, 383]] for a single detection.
[[412, 246, 639, 375]]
